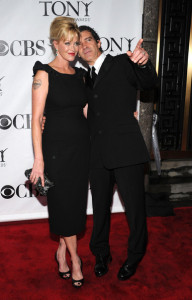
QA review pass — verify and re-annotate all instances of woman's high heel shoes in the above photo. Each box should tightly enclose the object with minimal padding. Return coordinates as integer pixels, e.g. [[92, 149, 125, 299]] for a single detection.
[[72, 258, 84, 288], [55, 252, 71, 280]]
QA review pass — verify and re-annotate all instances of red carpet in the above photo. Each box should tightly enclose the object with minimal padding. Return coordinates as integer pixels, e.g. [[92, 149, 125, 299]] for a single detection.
[[0, 208, 192, 300]]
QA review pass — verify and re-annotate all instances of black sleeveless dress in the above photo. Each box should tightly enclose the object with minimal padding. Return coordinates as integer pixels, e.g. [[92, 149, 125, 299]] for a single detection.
[[33, 61, 90, 236]]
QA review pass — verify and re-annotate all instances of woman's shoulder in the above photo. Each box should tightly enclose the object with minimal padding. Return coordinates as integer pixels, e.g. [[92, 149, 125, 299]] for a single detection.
[[33, 61, 50, 76]]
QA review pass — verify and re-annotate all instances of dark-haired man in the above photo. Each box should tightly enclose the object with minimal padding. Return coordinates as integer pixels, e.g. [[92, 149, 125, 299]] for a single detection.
[[78, 26, 157, 280]]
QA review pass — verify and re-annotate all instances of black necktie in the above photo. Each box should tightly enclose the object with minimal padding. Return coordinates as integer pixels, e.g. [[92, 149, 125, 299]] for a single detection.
[[91, 66, 97, 84]]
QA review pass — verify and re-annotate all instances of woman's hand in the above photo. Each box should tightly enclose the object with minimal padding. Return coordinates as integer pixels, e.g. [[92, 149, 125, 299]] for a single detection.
[[30, 158, 45, 187]]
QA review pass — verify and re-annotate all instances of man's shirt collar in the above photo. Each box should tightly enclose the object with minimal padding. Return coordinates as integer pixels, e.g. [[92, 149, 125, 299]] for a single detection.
[[89, 53, 106, 75]]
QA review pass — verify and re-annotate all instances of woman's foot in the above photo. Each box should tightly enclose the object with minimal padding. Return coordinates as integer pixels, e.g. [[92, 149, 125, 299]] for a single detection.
[[55, 251, 71, 279], [71, 257, 84, 288]]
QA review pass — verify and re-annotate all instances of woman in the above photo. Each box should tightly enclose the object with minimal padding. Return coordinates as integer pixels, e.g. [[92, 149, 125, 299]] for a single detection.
[[30, 16, 89, 288]]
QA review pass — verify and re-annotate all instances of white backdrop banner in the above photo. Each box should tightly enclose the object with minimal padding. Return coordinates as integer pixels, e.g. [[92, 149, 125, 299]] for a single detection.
[[0, 0, 144, 222]]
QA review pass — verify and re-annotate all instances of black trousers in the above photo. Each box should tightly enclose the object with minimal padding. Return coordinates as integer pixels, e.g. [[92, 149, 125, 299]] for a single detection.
[[89, 163, 148, 265]]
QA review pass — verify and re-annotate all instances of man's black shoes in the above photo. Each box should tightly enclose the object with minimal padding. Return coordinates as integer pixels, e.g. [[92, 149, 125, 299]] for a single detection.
[[94, 254, 140, 280], [117, 260, 139, 281], [94, 253, 112, 277]]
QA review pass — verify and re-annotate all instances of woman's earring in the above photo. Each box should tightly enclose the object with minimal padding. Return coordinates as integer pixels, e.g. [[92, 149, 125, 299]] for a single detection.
[[56, 49, 58, 56]]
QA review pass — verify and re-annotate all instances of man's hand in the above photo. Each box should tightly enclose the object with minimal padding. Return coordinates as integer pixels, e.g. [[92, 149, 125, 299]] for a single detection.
[[134, 111, 138, 120], [127, 39, 149, 66], [41, 116, 46, 132]]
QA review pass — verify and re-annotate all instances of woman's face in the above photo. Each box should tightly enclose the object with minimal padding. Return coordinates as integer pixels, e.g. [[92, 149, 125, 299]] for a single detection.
[[54, 34, 79, 62]]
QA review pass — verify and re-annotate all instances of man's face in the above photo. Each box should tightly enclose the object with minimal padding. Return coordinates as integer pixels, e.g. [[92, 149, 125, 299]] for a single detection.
[[78, 30, 102, 65]]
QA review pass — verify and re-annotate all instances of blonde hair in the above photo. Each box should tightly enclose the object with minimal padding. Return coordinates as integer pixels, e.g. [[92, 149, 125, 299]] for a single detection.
[[50, 16, 80, 44]]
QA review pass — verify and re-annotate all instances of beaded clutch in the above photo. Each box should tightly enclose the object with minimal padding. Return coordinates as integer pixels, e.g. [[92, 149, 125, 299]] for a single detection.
[[25, 168, 54, 196]]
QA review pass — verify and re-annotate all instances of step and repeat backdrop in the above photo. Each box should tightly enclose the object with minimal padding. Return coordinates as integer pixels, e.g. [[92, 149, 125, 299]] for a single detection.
[[0, 0, 143, 221]]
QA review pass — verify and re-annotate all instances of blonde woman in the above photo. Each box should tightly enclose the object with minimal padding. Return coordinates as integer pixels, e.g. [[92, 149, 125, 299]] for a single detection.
[[30, 17, 89, 288]]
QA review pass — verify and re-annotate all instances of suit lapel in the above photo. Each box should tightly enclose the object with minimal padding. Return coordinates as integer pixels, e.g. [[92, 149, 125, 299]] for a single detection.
[[85, 54, 114, 89], [85, 67, 93, 88], [93, 54, 114, 88]]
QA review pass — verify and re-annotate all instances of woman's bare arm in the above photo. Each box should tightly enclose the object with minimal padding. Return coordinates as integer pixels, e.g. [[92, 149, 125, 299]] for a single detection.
[[30, 70, 48, 186]]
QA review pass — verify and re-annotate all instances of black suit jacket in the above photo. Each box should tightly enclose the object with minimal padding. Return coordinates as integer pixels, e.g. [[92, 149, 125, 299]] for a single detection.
[[85, 54, 157, 169]]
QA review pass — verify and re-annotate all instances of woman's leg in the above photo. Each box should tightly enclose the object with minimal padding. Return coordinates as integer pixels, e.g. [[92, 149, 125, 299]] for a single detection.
[[64, 235, 83, 286], [56, 236, 70, 277]]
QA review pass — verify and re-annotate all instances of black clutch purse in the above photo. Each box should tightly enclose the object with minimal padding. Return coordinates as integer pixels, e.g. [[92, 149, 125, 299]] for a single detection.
[[25, 168, 54, 196]]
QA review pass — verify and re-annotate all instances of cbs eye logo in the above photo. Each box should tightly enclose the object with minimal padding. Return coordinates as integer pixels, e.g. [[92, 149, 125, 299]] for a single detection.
[[1, 185, 15, 199], [1, 184, 41, 199], [0, 41, 9, 56], [0, 115, 12, 130], [0, 40, 45, 56], [0, 114, 31, 130]]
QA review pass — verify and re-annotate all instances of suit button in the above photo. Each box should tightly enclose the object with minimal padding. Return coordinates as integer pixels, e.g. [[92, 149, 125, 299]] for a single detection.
[[98, 130, 102, 134], [93, 94, 98, 99], [96, 112, 101, 116]]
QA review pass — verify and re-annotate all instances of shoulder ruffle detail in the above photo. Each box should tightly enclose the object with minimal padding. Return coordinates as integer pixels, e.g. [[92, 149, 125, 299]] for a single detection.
[[33, 61, 50, 76], [74, 67, 88, 77]]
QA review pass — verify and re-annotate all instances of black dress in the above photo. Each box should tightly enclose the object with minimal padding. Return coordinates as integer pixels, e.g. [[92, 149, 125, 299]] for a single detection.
[[33, 61, 90, 236]]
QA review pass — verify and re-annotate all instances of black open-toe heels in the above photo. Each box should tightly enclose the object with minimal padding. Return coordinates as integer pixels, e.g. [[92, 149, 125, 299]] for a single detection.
[[55, 252, 71, 280], [72, 258, 84, 288]]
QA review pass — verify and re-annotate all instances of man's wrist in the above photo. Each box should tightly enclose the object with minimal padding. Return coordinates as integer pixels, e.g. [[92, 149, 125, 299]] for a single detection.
[[137, 60, 150, 69]]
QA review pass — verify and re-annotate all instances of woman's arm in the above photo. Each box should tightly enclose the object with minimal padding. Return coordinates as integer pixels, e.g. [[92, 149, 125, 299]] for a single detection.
[[83, 103, 88, 118], [30, 70, 48, 187]]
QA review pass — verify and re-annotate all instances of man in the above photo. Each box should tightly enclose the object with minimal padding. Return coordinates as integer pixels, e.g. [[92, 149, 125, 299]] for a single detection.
[[78, 26, 157, 280]]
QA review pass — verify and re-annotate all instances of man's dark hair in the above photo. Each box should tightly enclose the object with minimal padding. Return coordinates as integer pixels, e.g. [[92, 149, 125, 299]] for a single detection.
[[79, 25, 103, 52]]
